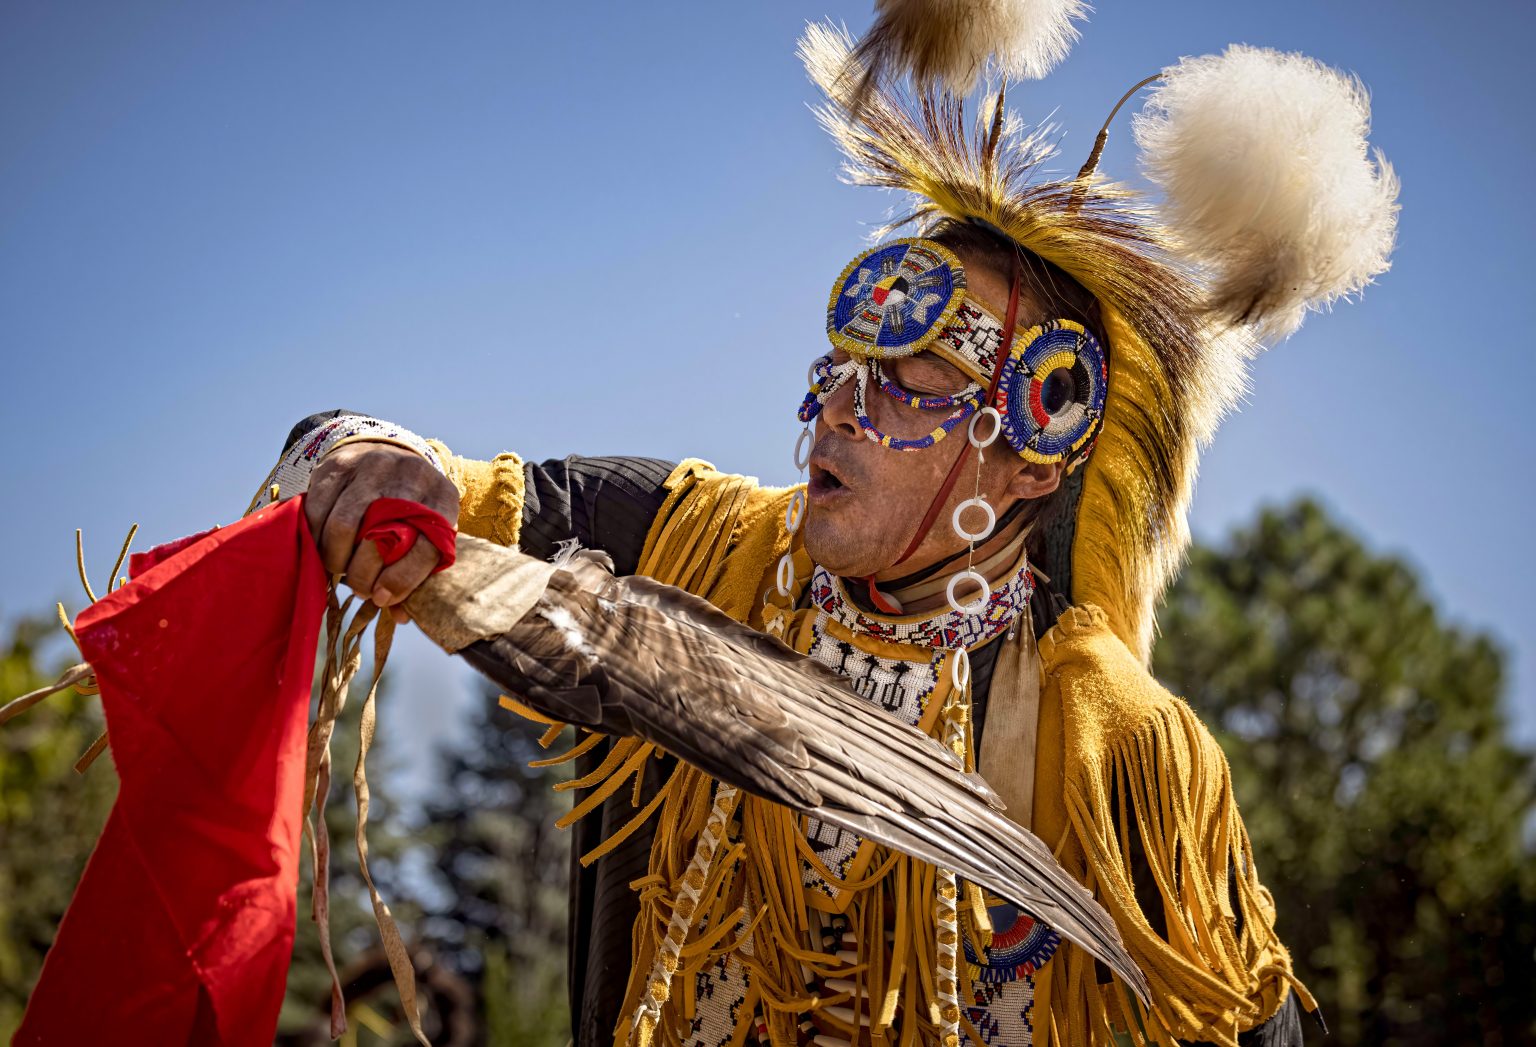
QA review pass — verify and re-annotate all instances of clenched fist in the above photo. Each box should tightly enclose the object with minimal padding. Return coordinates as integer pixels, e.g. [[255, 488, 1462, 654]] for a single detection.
[[304, 442, 460, 616]]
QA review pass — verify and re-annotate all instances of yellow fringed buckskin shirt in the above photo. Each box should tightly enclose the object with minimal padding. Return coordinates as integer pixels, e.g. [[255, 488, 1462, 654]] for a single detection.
[[433, 447, 1312, 1047]]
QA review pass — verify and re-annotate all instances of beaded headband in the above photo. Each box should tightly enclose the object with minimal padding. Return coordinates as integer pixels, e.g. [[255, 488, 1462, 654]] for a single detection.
[[801, 237, 1108, 464]]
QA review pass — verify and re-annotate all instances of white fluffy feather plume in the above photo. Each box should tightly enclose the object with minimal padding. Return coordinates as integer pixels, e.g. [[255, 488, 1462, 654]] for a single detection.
[[1133, 44, 1400, 341], [855, 0, 1090, 93]]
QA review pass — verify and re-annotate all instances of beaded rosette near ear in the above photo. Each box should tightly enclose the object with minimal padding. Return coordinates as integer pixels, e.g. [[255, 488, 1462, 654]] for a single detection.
[[782, 236, 1107, 631]]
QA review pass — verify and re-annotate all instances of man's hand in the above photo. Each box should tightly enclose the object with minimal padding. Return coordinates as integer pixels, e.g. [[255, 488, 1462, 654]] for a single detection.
[[304, 442, 460, 617]]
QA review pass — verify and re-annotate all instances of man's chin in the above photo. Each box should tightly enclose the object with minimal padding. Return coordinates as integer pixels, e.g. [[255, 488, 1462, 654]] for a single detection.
[[803, 514, 883, 579]]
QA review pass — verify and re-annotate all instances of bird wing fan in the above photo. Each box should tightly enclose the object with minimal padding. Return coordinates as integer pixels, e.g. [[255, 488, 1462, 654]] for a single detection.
[[404, 535, 1150, 1003]]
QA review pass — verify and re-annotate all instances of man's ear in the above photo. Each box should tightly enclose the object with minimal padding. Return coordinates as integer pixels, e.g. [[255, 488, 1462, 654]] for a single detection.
[[1004, 460, 1064, 501]]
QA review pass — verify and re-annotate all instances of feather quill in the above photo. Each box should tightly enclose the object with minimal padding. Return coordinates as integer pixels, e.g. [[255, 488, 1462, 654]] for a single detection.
[[1133, 45, 1400, 341]]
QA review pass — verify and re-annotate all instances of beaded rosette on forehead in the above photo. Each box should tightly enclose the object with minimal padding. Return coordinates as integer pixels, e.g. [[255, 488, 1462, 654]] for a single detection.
[[800, 237, 1108, 465]]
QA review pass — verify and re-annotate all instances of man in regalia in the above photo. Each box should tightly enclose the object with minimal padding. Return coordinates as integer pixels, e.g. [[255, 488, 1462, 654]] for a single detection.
[[241, 7, 1398, 1046]]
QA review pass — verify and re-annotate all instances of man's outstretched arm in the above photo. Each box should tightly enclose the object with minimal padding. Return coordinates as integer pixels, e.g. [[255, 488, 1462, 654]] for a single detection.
[[257, 409, 675, 611]]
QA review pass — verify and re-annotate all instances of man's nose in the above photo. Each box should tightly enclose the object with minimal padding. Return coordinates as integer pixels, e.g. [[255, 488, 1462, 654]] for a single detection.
[[817, 365, 861, 437]]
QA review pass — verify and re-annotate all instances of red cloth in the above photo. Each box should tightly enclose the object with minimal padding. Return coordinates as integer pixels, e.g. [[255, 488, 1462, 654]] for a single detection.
[[360, 496, 457, 573], [15, 497, 457, 1046], [16, 498, 326, 1046]]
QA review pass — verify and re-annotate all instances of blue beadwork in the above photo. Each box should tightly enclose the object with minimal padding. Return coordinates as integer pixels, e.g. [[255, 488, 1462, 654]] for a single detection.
[[996, 320, 1108, 463], [828, 241, 966, 357], [962, 901, 1062, 983]]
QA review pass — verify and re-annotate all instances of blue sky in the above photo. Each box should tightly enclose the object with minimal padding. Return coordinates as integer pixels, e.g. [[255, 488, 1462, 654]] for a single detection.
[[3, 1, 1532, 788]]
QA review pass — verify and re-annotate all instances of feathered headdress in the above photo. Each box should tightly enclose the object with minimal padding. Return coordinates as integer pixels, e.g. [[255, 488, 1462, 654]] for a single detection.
[[801, 18, 1398, 660]]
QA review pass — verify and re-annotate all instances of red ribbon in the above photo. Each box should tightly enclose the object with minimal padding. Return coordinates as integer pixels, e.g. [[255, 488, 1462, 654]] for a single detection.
[[359, 497, 458, 572]]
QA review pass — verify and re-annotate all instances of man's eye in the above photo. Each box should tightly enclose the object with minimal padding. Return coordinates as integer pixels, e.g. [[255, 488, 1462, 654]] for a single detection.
[[887, 357, 967, 396]]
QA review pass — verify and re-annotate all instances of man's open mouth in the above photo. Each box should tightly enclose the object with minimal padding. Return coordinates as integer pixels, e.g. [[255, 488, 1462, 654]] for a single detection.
[[808, 461, 850, 498]]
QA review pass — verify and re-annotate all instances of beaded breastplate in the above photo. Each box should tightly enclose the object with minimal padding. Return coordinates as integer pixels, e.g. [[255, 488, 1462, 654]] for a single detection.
[[671, 554, 1059, 1047]]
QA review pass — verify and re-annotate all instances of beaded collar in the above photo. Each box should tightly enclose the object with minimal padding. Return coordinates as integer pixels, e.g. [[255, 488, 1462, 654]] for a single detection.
[[807, 548, 1033, 651]]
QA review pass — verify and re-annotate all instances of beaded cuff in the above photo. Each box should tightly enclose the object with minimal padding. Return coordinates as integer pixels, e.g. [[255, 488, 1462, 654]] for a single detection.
[[247, 414, 444, 512]]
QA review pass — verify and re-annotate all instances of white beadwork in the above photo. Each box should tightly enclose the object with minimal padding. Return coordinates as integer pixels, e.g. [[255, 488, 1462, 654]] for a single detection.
[[809, 564, 1029, 651], [697, 577, 1044, 1044], [249, 414, 444, 511], [680, 908, 757, 1047], [932, 300, 1007, 383], [801, 619, 942, 897]]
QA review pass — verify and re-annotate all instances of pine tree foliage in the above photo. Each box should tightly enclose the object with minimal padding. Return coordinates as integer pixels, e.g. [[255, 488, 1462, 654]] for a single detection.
[[1154, 498, 1536, 1045], [421, 688, 572, 1047], [0, 619, 118, 1039]]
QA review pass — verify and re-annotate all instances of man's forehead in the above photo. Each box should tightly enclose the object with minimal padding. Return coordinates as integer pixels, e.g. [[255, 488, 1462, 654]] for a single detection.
[[950, 249, 1025, 321]]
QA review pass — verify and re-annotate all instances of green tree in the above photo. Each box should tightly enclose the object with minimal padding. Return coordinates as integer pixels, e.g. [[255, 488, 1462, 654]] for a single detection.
[[421, 688, 572, 1047], [0, 618, 118, 1039], [1154, 498, 1536, 1045]]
